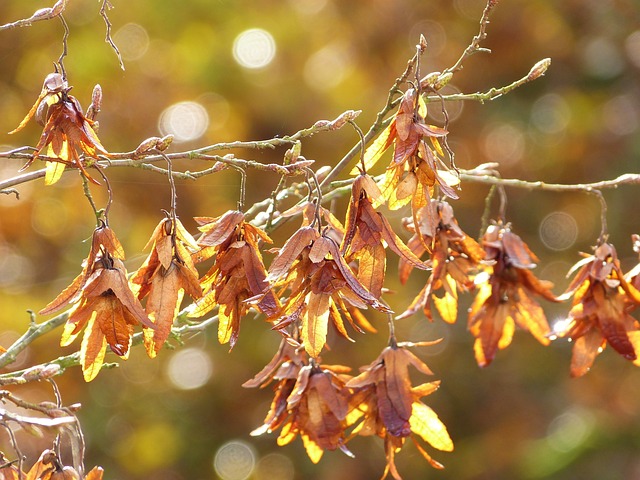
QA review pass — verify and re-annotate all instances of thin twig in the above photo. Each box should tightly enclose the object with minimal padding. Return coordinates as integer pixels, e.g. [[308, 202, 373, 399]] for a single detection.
[[2, 423, 24, 480], [99, 0, 125, 70], [443, 0, 498, 75], [265, 175, 287, 231], [461, 169, 625, 245], [479, 184, 497, 239], [0, 311, 69, 369], [459, 171, 640, 192], [57, 14, 69, 79], [230, 165, 247, 212], [387, 313, 397, 349], [0, 312, 219, 384], [94, 168, 113, 223], [0, 188, 19, 199], [347, 120, 367, 174], [319, 56, 421, 188], [0, 0, 68, 31], [81, 174, 103, 227], [592, 190, 609, 245], [426, 58, 551, 105]]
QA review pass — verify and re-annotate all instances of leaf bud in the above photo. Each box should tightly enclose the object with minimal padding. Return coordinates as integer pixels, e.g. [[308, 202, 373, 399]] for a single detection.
[[31, 8, 53, 21], [51, 0, 67, 16], [284, 141, 302, 165], [21, 365, 45, 382], [86, 84, 103, 121], [329, 109, 361, 130], [43, 73, 67, 94], [527, 58, 551, 81], [157, 134, 174, 151], [51, 467, 81, 480], [433, 72, 453, 90]]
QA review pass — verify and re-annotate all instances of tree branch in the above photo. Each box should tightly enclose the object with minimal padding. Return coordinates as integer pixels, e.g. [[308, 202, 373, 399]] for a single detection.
[[0, 0, 68, 31]]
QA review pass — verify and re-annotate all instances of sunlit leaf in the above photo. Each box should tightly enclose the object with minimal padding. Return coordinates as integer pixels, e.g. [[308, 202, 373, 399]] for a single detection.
[[409, 402, 453, 452]]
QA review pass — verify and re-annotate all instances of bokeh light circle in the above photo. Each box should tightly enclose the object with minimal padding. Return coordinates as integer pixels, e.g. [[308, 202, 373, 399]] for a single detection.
[[113, 23, 149, 61], [625, 30, 640, 68], [232, 29, 276, 69], [427, 84, 464, 123], [602, 94, 639, 136], [581, 36, 624, 79], [531, 94, 571, 135], [158, 101, 209, 142], [166, 347, 212, 390], [254, 453, 294, 480], [539, 211, 578, 251], [483, 123, 525, 166], [289, 0, 328, 15], [304, 44, 352, 90], [546, 408, 594, 452], [31, 197, 68, 238], [213, 440, 256, 480]]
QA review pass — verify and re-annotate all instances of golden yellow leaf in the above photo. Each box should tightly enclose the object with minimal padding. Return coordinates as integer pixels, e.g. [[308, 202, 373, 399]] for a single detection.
[[432, 277, 458, 324], [44, 159, 66, 185], [302, 434, 324, 464], [84, 467, 105, 480], [81, 316, 107, 382], [350, 122, 394, 175], [409, 401, 453, 452]]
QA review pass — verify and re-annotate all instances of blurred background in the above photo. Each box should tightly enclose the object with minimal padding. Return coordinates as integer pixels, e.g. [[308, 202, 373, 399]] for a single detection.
[[1, 0, 640, 479]]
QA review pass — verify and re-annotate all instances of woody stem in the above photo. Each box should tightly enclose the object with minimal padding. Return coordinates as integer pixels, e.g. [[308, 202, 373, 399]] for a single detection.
[[591, 189, 609, 245], [81, 174, 103, 227], [305, 167, 323, 232], [57, 14, 69, 79], [156, 149, 178, 220], [387, 314, 397, 349], [94, 168, 113, 223], [348, 120, 367, 174]]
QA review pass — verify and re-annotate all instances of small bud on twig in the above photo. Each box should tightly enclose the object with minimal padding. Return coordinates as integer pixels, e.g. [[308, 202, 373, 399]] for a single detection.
[[527, 58, 551, 81], [86, 84, 103, 121]]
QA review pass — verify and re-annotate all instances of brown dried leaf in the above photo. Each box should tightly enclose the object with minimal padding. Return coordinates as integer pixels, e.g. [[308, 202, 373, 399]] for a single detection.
[[268, 226, 320, 282], [198, 210, 245, 247], [143, 264, 184, 358], [501, 230, 537, 268]]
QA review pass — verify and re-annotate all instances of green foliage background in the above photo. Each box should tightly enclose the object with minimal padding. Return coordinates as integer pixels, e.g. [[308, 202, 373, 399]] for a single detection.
[[1, 1, 640, 479]]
